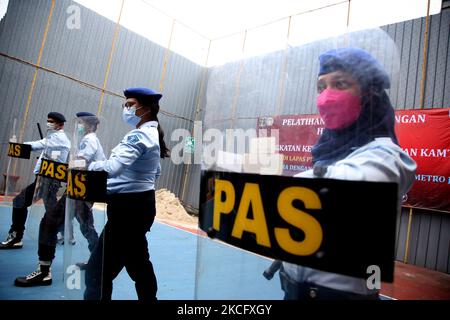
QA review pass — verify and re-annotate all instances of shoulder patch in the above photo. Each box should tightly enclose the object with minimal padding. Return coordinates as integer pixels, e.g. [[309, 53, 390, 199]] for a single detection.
[[127, 134, 141, 144]]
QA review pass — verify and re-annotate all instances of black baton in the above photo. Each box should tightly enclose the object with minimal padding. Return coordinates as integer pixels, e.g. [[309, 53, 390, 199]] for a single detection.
[[37, 123, 43, 139]]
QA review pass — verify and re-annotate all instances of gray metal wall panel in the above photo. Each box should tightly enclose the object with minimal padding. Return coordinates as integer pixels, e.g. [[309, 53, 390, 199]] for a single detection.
[[40, 1, 115, 87], [385, 23, 403, 108], [409, 19, 424, 109], [424, 13, 441, 108], [283, 44, 319, 114], [395, 208, 409, 261], [241, 53, 274, 117], [394, 208, 402, 257], [204, 62, 240, 127], [396, 209, 450, 273], [414, 213, 432, 267], [0, 0, 50, 63], [425, 213, 442, 270], [162, 52, 204, 120], [407, 208, 422, 265], [184, 164, 201, 208], [436, 216, 450, 273], [0, 56, 38, 189], [182, 69, 209, 208], [398, 20, 413, 110], [443, 10, 450, 107], [106, 27, 165, 95]]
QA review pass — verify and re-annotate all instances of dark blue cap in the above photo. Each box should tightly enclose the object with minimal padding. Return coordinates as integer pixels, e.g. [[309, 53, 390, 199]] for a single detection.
[[124, 87, 162, 105], [47, 112, 66, 123], [76, 112, 95, 117], [76, 112, 99, 124], [318, 48, 390, 89]]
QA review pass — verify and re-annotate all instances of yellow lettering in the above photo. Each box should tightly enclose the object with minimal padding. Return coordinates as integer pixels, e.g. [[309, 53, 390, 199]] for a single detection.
[[39, 160, 48, 175], [213, 179, 235, 231], [67, 171, 73, 197], [74, 173, 86, 198], [45, 162, 55, 178], [8, 144, 14, 156], [55, 164, 66, 180], [14, 144, 21, 156], [231, 183, 271, 247], [275, 187, 323, 256]]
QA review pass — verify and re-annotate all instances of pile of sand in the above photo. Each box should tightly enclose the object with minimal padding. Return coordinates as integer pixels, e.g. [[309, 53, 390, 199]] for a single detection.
[[155, 188, 198, 227], [93, 189, 198, 228]]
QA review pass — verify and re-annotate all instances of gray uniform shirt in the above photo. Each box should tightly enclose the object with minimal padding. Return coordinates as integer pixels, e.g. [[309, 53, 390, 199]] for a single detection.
[[78, 132, 106, 165], [88, 121, 161, 194], [282, 138, 417, 295]]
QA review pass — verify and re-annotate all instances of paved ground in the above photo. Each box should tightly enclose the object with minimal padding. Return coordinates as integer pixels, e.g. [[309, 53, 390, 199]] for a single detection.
[[0, 203, 448, 300]]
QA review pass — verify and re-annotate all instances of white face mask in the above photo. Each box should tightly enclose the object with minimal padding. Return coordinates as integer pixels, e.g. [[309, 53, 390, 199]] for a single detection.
[[46, 122, 56, 130]]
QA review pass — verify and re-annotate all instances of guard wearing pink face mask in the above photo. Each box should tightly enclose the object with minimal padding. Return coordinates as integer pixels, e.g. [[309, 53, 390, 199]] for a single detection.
[[83, 88, 169, 301], [279, 48, 417, 300]]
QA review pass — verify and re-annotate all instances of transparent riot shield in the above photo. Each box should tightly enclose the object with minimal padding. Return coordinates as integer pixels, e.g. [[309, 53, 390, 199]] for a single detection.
[[2, 118, 31, 205], [25, 126, 70, 241], [63, 114, 107, 299], [196, 27, 401, 299]]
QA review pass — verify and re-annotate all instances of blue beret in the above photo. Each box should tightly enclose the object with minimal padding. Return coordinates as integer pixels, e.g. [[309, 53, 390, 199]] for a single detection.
[[124, 87, 162, 104], [76, 112, 99, 124], [76, 112, 95, 117], [47, 112, 66, 123], [318, 48, 390, 89]]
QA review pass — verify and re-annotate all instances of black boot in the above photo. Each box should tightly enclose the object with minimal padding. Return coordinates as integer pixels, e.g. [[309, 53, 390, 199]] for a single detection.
[[0, 231, 23, 249], [14, 264, 52, 287]]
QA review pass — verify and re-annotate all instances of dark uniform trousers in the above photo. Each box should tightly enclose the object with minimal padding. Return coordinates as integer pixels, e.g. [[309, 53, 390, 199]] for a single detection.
[[10, 177, 59, 240], [38, 193, 99, 262], [84, 189, 157, 301]]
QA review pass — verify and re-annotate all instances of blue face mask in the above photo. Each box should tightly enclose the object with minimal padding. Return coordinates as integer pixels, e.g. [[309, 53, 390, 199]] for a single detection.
[[122, 106, 141, 127]]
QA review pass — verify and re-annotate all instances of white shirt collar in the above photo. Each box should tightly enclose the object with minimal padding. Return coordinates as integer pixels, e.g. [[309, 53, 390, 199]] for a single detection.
[[139, 121, 158, 129]]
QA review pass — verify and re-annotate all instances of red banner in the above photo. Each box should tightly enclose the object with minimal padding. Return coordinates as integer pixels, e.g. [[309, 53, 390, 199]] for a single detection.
[[258, 115, 323, 175], [394, 109, 450, 212], [258, 108, 450, 212]]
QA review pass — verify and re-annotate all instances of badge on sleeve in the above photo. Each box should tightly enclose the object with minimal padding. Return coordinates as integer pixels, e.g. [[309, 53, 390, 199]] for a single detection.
[[127, 134, 141, 144]]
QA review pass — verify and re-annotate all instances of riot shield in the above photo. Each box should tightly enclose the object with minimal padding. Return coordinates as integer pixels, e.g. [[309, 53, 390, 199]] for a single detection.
[[63, 114, 107, 299], [197, 27, 402, 299], [25, 126, 70, 241], [2, 118, 31, 205]]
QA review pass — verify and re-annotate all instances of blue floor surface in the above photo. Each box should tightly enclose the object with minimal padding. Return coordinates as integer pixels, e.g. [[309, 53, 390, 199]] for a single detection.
[[0, 203, 283, 300], [0, 203, 198, 300]]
